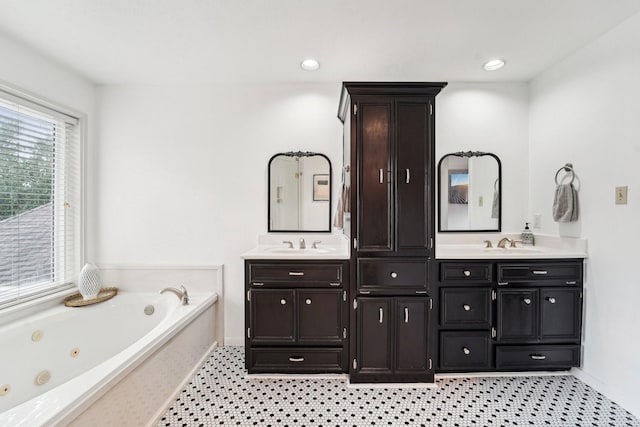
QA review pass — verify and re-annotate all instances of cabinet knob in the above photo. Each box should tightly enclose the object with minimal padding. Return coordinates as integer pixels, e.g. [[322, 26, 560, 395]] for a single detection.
[[463, 270, 471, 277], [391, 272, 398, 279], [280, 299, 287, 305], [463, 304, 471, 311], [523, 298, 531, 305], [547, 297, 556, 304], [305, 298, 312, 305], [462, 347, 471, 355]]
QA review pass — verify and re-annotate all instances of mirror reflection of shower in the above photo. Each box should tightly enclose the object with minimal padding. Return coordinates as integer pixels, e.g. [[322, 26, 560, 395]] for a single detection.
[[268, 152, 331, 232]]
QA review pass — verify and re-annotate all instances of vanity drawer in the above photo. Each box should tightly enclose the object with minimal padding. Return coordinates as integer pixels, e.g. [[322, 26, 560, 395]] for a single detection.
[[495, 345, 580, 370], [357, 258, 429, 294], [440, 331, 492, 370], [440, 287, 492, 328], [440, 262, 493, 283], [249, 347, 345, 373], [248, 262, 344, 287], [497, 262, 582, 285]]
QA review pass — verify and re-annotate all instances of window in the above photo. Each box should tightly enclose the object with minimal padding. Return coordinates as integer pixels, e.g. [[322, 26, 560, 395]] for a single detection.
[[0, 88, 82, 308]]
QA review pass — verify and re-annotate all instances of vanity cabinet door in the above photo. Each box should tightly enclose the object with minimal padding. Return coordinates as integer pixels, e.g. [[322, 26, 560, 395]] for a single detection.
[[540, 288, 582, 341], [357, 99, 393, 253], [394, 298, 430, 373], [297, 289, 343, 344], [395, 99, 432, 255], [250, 290, 295, 344], [355, 298, 393, 374], [496, 289, 538, 342]]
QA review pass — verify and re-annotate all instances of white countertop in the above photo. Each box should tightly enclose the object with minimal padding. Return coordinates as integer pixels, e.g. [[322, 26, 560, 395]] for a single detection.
[[241, 233, 350, 260], [436, 234, 588, 260]]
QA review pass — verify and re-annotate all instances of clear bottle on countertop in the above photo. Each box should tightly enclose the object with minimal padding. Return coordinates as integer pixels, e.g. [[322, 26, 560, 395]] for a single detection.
[[521, 222, 534, 245]]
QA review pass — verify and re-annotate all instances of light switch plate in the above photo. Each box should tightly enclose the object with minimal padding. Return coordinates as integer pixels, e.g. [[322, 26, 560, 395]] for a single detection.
[[616, 186, 628, 204], [533, 213, 542, 228]]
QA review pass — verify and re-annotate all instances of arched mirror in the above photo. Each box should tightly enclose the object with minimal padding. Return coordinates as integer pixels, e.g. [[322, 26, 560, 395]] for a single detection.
[[438, 151, 501, 232], [268, 151, 331, 232]]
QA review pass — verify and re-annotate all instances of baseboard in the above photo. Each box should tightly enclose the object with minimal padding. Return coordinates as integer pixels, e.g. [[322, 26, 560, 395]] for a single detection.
[[147, 341, 218, 427]]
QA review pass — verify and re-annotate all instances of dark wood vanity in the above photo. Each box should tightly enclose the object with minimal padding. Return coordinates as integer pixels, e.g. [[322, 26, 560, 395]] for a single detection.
[[245, 260, 349, 373], [435, 259, 583, 372], [243, 81, 585, 384]]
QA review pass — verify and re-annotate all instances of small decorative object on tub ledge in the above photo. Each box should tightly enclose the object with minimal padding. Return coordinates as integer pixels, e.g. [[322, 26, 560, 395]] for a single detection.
[[64, 287, 118, 307], [78, 262, 103, 300]]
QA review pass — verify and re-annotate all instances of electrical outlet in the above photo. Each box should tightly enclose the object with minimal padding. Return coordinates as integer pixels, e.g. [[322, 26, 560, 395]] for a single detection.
[[533, 214, 542, 229], [616, 186, 628, 204], [478, 196, 483, 207]]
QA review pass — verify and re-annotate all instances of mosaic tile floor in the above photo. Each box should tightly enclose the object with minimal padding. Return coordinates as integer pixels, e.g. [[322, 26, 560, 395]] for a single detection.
[[158, 346, 640, 426]]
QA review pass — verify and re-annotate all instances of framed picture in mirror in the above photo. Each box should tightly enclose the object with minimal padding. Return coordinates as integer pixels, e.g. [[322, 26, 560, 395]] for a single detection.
[[313, 174, 330, 201]]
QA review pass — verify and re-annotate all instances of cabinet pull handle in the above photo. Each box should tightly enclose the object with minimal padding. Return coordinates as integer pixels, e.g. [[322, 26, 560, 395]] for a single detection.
[[530, 354, 546, 360], [289, 271, 305, 276], [379, 307, 384, 324], [404, 307, 409, 323], [280, 299, 287, 305], [405, 168, 410, 184], [498, 282, 509, 286], [463, 304, 471, 311], [523, 298, 532, 305], [253, 282, 264, 287], [329, 282, 341, 287], [462, 347, 471, 355], [415, 290, 427, 294], [566, 281, 577, 285], [379, 168, 384, 184], [305, 298, 312, 305], [547, 297, 556, 304], [289, 357, 305, 362], [463, 270, 471, 277], [390, 272, 398, 278], [532, 270, 548, 275]]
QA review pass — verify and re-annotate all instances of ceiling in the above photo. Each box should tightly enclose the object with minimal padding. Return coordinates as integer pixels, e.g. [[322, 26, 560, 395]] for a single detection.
[[1, 0, 639, 85]]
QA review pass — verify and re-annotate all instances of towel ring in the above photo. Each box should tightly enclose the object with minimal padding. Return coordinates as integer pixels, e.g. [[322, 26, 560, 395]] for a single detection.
[[554, 163, 575, 185]]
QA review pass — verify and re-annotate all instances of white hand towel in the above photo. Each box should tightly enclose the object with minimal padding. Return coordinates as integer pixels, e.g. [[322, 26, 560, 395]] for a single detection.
[[553, 183, 579, 222]]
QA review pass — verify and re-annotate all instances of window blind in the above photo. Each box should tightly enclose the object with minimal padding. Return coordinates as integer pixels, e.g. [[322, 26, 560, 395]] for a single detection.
[[0, 90, 81, 308]]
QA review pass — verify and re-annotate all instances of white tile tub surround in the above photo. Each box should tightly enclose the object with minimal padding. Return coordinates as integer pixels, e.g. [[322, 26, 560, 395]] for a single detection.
[[0, 265, 223, 427]]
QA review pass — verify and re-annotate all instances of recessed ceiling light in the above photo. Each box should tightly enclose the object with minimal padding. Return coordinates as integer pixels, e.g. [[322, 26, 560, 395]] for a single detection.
[[483, 59, 506, 71], [300, 58, 320, 71]]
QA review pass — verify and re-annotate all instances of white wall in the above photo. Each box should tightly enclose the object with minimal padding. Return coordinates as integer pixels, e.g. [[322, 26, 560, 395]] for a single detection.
[[93, 83, 343, 343], [436, 83, 530, 234], [529, 12, 640, 417]]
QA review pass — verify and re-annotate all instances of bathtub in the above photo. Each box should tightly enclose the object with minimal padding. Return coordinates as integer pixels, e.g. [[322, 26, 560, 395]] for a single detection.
[[0, 269, 220, 427]]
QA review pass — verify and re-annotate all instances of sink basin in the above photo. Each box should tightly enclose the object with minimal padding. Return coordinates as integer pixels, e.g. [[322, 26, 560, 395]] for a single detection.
[[484, 247, 542, 254], [265, 247, 334, 254]]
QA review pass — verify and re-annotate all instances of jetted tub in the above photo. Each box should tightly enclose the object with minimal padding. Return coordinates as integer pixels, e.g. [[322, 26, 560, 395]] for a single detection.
[[0, 289, 218, 426]]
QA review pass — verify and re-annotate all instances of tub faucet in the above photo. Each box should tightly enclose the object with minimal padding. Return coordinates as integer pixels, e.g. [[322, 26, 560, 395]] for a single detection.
[[299, 238, 306, 249], [497, 237, 512, 248], [160, 285, 189, 305]]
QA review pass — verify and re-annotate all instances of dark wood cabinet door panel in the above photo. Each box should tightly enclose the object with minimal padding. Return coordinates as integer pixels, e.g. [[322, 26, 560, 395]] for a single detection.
[[395, 298, 430, 373], [357, 258, 429, 294], [250, 290, 295, 344], [440, 263, 493, 283], [439, 331, 492, 370], [356, 298, 393, 374], [540, 288, 582, 341], [440, 287, 492, 329], [496, 289, 538, 342], [495, 345, 580, 370], [396, 100, 430, 254], [249, 263, 343, 286], [497, 261, 582, 285], [249, 348, 345, 373], [358, 101, 393, 252], [298, 289, 343, 344]]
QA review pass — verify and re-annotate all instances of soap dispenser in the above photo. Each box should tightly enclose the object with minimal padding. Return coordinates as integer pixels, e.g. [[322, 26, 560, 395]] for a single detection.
[[521, 222, 534, 246]]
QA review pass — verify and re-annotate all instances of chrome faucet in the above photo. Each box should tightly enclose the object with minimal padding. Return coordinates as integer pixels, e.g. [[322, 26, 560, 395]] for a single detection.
[[160, 285, 189, 305], [282, 240, 294, 248], [299, 238, 306, 249], [497, 237, 512, 248], [312, 240, 322, 249], [483, 240, 493, 248]]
